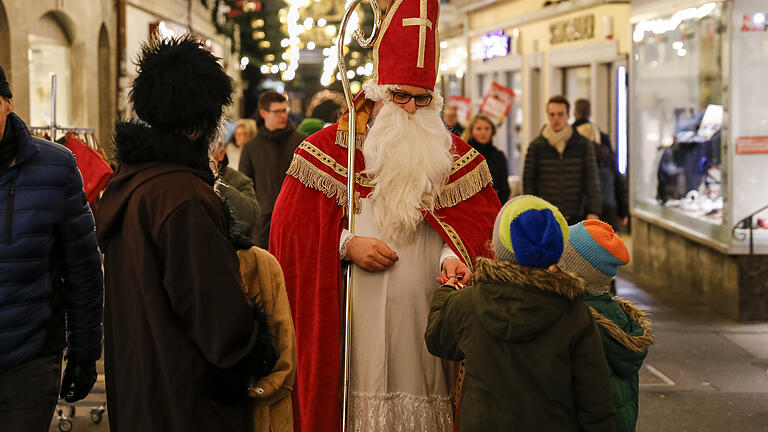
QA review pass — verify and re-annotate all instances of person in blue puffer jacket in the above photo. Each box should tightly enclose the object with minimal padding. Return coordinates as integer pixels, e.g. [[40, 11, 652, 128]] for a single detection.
[[0, 65, 103, 432]]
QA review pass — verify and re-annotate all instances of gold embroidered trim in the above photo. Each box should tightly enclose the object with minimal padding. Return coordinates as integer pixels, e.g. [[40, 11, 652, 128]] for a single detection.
[[436, 161, 493, 209], [450, 148, 480, 175], [334, 129, 365, 150], [433, 215, 472, 271], [298, 141, 373, 187], [285, 154, 361, 214]]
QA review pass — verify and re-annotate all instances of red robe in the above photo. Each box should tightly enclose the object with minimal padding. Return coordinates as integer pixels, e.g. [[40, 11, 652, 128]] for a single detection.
[[269, 97, 501, 432]]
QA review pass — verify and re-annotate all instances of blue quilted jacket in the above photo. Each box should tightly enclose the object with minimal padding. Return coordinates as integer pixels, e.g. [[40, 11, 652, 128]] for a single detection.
[[0, 113, 103, 371]]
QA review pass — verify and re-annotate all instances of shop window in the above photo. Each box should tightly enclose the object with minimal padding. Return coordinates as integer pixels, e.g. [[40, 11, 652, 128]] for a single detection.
[[562, 66, 590, 106], [631, 3, 724, 225], [28, 13, 72, 128]]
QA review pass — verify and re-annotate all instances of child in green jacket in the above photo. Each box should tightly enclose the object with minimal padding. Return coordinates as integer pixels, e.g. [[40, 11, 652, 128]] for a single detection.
[[425, 196, 616, 432], [558, 220, 654, 432]]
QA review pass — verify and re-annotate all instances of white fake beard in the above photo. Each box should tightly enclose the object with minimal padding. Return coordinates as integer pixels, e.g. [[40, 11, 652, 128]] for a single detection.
[[363, 101, 453, 246]]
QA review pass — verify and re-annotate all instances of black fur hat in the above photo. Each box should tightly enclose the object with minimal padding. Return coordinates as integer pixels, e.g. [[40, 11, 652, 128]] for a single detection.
[[130, 36, 232, 135]]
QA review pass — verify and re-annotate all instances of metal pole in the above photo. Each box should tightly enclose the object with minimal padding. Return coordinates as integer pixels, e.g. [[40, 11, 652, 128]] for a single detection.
[[337, 2, 381, 430], [50, 74, 57, 140]]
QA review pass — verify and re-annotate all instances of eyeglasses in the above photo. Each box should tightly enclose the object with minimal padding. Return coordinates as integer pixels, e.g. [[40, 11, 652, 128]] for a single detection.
[[267, 108, 288, 114], [390, 90, 433, 107]]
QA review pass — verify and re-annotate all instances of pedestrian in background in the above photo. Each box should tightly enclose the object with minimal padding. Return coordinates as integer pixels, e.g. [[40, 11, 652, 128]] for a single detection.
[[558, 220, 652, 432], [426, 195, 616, 432], [228, 118, 257, 171], [523, 95, 602, 222], [0, 65, 103, 432], [573, 99, 629, 229], [442, 105, 464, 137], [95, 36, 275, 432], [212, 141, 261, 243], [239, 91, 306, 248], [462, 114, 510, 202]]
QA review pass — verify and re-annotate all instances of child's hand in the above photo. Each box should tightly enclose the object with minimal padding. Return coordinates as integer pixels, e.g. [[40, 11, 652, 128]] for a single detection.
[[437, 276, 462, 289]]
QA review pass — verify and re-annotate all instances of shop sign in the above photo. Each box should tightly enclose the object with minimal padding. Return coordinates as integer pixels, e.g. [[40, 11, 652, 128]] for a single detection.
[[741, 13, 768, 32], [550, 14, 595, 44], [736, 136, 768, 154], [446, 96, 472, 124], [479, 82, 516, 125], [480, 30, 510, 60]]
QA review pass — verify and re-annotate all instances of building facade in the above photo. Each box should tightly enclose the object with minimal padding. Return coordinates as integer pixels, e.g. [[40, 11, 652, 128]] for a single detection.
[[0, 0, 118, 148], [441, 0, 631, 179], [0, 0, 240, 152]]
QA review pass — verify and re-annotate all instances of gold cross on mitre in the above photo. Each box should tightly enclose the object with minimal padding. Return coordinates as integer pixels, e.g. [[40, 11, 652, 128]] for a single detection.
[[401, 0, 432, 68]]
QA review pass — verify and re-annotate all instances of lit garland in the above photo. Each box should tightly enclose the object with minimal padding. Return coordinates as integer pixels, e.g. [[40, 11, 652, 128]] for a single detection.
[[319, 0, 375, 87]]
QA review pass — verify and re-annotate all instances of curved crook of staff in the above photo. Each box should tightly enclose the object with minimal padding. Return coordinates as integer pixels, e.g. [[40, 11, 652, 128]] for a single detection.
[[337, 1, 382, 431]]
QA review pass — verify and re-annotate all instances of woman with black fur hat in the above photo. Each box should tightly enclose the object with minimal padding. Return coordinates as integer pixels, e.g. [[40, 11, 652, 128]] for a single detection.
[[95, 36, 276, 432]]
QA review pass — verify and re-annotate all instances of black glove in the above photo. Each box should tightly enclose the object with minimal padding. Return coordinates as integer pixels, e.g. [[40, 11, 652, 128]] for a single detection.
[[59, 359, 97, 402], [199, 304, 277, 405]]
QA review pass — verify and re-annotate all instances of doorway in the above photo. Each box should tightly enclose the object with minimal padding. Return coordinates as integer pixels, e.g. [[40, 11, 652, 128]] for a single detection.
[[0, 1, 9, 72], [98, 24, 112, 156]]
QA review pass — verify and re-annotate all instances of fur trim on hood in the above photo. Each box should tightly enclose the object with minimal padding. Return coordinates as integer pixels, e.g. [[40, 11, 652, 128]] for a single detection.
[[589, 297, 654, 352], [474, 257, 587, 299], [112, 120, 211, 172]]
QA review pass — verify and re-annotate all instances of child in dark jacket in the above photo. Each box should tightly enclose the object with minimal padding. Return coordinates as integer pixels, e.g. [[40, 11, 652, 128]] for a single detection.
[[425, 195, 616, 432], [558, 220, 653, 432]]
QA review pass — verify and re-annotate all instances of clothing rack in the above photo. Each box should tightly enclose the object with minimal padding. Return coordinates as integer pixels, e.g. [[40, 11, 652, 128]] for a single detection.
[[28, 74, 100, 151]]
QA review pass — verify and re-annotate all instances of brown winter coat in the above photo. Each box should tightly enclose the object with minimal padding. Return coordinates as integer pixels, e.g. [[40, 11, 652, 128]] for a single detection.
[[239, 124, 306, 248], [237, 247, 296, 432], [96, 160, 264, 432]]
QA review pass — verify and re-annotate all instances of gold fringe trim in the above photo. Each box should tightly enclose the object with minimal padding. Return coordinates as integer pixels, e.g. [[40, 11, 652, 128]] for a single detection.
[[450, 148, 480, 175], [285, 154, 361, 214], [436, 161, 493, 209], [298, 141, 372, 188], [335, 129, 366, 150], [589, 298, 654, 352]]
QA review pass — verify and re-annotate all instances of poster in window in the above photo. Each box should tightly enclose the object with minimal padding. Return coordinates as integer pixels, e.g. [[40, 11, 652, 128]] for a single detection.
[[479, 82, 516, 125]]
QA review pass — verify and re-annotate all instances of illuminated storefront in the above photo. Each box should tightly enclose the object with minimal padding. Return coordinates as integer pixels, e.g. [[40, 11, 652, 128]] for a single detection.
[[630, 0, 768, 321], [464, 0, 631, 176]]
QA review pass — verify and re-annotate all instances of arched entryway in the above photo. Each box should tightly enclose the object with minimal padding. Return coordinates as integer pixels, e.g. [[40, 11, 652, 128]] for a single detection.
[[0, 1, 10, 72], [98, 24, 113, 155], [28, 12, 73, 127]]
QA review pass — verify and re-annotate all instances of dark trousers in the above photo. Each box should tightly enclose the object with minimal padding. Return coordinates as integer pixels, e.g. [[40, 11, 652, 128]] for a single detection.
[[0, 353, 61, 432]]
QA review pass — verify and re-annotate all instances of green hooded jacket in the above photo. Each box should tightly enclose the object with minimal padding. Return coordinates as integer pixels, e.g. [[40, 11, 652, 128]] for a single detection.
[[426, 258, 616, 432], [585, 293, 653, 432]]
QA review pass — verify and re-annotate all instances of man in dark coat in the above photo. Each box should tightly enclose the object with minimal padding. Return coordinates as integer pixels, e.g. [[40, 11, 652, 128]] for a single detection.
[[523, 95, 602, 222], [95, 37, 274, 432], [239, 91, 307, 248], [0, 65, 103, 432]]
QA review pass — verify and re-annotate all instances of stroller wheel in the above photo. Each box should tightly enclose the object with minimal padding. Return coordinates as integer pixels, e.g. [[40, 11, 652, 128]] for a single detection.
[[58, 418, 73, 432], [90, 406, 105, 423]]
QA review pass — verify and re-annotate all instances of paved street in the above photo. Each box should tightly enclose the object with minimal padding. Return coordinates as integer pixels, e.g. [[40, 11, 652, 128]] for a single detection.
[[48, 273, 768, 431], [621, 272, 768, 432]]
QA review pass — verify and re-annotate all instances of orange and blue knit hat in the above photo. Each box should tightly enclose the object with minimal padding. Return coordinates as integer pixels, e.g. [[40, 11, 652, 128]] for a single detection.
[[492, 195, 569, 268], [558, 220, 630, 294]]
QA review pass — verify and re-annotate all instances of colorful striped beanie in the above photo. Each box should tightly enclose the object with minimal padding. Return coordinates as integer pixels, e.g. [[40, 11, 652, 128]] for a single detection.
[[558, 220, 630, 295], [492, 195, 569, 268]]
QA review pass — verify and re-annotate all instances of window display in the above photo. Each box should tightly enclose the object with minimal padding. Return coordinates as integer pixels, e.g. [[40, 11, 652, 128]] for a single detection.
[[631, 2, 725, 225]]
